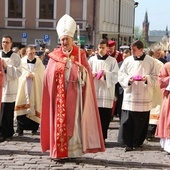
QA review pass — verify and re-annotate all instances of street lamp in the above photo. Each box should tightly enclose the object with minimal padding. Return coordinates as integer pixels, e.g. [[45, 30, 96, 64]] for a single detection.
[[134, 2, 139, 8], [117, 0, 121, 50], [133, 2, 139, 41]]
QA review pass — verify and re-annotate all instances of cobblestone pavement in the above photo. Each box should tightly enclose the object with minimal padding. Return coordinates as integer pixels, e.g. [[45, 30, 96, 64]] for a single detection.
[[0, 118, 170, 170]]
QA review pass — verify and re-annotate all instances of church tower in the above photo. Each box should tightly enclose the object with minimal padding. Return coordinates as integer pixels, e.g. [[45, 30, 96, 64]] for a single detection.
[[142, 11, 149, 44], [161, 26, 169, 50], [165, 26, 169, 37]]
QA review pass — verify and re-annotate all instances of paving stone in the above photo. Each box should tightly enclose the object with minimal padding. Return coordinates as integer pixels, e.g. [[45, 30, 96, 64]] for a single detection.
[[0, 118, 169, 169]]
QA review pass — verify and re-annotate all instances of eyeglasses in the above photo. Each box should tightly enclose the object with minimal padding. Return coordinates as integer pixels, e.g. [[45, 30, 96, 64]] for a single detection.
[[2, 41, 11, 44]]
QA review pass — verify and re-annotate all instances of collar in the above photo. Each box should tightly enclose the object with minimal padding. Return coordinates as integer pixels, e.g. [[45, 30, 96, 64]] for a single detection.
[[97, 54, 108, 60], [2, 50, 13, 58], [62, 47, 73, 56], [133, 53, 146, 60], [27, 58, 36, 64]]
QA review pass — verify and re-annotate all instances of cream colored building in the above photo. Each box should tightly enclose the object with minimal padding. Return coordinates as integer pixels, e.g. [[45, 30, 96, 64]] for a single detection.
[[0, 0, 136, 50], [94, 0, 136, 49]]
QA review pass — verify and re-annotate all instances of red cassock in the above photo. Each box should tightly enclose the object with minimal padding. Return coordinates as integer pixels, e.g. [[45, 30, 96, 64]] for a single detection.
[[40, 45, 105, 159], [107, 50, 123, 63]]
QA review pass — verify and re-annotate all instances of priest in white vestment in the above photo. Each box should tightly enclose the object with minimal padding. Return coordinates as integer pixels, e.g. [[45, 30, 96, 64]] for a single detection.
[[15, 46, 45, 135], [88, 39, 119, 143], [117, 40, 157, 152]]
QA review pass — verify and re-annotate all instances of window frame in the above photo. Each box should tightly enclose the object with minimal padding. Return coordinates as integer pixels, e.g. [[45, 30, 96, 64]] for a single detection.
[[5, 0, 26, 28]]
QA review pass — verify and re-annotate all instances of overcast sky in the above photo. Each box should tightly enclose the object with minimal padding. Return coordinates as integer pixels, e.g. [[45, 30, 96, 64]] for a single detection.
[[135, 0, 170, 31]]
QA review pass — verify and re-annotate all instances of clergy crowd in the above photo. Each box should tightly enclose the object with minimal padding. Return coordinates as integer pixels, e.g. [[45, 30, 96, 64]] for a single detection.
[[0, 14, 170, 161]]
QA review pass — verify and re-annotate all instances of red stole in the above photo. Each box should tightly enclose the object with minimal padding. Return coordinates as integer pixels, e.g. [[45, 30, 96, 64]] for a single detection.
[[55, 61, 68, 158], [54, 53, 79, 158]]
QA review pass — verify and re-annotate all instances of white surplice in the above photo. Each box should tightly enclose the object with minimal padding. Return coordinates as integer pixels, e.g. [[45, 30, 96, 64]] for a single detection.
[[118, 55, 157, 112], [88, 55, 119, 108]]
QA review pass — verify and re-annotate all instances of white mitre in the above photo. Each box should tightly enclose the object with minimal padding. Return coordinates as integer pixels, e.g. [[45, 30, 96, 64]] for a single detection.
[[56, 14, 76, 38]]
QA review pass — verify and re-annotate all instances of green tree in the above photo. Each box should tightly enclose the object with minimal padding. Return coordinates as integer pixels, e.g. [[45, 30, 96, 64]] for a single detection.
[[134, 26, 143, 40], [134, 26, 148, 48]]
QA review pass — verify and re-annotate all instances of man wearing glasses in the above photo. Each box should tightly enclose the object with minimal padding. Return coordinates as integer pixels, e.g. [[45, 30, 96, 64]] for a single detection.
[[0, 35, 22, 142]]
